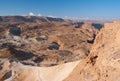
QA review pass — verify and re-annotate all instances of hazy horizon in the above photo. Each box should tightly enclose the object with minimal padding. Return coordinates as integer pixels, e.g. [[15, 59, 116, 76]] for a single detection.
[[0, 0, 120, 19]]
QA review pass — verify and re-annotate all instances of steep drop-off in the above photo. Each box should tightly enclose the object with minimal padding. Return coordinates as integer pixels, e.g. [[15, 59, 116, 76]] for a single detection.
[[64, 21, 120, 81]]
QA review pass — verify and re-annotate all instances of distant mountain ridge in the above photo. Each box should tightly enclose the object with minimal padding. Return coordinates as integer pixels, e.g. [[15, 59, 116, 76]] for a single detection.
[[0, 16, 65, 23], [0, 16, 104, 30]]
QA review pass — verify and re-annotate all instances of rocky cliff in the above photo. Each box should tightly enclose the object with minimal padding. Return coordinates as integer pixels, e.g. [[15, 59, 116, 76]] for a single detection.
[[64, 21, 120, 81]]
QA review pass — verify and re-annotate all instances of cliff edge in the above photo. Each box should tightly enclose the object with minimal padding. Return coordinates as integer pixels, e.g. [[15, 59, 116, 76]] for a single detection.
[[64, 21, 120, 81]]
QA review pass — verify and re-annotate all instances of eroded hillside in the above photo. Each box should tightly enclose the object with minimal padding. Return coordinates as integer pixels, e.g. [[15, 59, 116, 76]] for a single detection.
[[64, 21, 120, 81], [0, 16, 101, 67], [0, 16, 104, 81]]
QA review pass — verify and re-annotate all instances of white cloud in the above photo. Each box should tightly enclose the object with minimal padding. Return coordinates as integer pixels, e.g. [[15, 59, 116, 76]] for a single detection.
[[29, 12, 34, 16], [48, 15, 53, 17], [38, 14, 42, 16], [64, 16, 72, 19], [64, 16, 68, 18], [63, 16, 80, 20], [47, 15, 56, 18]]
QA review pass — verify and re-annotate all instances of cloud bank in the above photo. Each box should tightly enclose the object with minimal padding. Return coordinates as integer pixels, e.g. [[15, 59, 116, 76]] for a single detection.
[[29, 12, 34, 16]]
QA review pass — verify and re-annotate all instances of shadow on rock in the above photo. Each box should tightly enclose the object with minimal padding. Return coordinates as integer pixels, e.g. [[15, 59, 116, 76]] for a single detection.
[[9, 48, 35, 60]]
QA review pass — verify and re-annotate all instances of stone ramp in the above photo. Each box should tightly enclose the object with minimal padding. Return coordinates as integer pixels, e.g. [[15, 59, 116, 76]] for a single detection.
[[4, 60, 80, 81]]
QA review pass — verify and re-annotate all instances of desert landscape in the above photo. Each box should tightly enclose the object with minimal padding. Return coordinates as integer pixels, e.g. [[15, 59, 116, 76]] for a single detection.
[[0, 16, 102, 81], [0, 15, 119, 81], [1, 0, 120, 81]]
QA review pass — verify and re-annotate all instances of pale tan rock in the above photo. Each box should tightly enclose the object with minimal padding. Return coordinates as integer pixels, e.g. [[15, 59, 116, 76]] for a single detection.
[[64, 21, 120, 81], [3, 60, 80, 81]]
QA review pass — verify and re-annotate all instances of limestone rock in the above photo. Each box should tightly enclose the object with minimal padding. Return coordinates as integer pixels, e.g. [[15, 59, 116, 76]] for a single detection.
[[64, 21, 120, 81]]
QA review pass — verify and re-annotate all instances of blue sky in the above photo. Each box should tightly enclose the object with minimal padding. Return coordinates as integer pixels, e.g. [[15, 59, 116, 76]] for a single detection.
[[0, 0, 120, 18]]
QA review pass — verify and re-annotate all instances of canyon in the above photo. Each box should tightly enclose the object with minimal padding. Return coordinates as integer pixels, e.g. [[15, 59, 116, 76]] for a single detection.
[[1, 16, 119, 81]]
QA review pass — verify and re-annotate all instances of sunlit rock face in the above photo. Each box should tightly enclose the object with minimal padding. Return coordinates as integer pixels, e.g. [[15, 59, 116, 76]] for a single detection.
[[64, 21, 120, 81]]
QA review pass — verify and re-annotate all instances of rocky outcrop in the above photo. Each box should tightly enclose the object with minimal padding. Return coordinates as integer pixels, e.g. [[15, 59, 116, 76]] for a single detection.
[[64, 21, 120, 81]]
